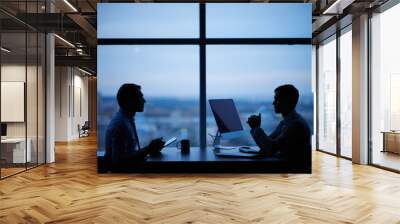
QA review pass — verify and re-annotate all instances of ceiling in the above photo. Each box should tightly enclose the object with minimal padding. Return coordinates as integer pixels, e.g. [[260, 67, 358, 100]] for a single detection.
[[0, 0, 388, 74]]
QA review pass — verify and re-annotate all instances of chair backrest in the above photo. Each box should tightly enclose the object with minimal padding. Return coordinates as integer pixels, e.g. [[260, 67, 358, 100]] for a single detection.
[[97, 150, 110, 173], [82, 121, 90, 129]]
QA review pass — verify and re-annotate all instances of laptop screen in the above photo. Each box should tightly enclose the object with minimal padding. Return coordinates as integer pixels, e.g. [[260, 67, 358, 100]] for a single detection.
[[209, 99, 243, 134], [1, 123, 7, 137]]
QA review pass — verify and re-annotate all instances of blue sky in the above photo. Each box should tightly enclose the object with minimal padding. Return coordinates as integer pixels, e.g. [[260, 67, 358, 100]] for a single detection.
[[98, 3, 311, 39], [97, 3, 312, 100]]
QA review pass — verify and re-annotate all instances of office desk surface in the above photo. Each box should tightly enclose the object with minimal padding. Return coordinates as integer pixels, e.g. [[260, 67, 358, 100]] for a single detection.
[[1, 138, 26, 143], [1, 138, 32, 163], [146, 147, 278, 162], [97, 147, 311, 173]]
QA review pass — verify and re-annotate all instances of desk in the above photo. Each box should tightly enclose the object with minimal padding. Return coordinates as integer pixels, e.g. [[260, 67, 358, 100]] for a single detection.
[[147, 147, 269, 162], [1, 138, 31, 164], [382, 131, 400, 154], [97, 147, 311, 173]]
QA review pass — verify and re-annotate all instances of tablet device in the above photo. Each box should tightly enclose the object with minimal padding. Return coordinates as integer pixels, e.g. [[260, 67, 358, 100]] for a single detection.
[[164, 137, 177, 147]]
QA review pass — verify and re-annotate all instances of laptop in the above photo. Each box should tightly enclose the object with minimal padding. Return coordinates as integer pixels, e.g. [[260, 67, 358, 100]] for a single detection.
[[209, 99, 260, 158]]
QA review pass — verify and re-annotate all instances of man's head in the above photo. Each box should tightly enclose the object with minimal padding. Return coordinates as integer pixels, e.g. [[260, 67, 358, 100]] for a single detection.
[[273, 84, 299, 114], [117, 83, 146, 114]]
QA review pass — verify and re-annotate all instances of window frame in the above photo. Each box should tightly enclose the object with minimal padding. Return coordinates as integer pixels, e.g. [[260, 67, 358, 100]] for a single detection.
[[315, 24, 353, 160], [97, 3, 312, 149], [368, 0, 400, 172]]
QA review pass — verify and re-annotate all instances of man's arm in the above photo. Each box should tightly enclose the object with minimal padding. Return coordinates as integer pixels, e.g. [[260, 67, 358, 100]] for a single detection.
[[111, 124, 148, 165], [250, 123, 294, 157], [247, 113, 281, 156], [268, 123, 281, 139], [250, 127, 279, 156], [141, 138, 165, 155]]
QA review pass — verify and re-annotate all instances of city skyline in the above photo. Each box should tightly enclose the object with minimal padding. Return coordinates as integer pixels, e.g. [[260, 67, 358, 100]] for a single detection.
[[98, 45, 312, 98]]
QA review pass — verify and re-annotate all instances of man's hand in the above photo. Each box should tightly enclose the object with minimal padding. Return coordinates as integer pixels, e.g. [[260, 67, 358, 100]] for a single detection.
[[146, 138, 165, 154], [247, 113, 261, 129]]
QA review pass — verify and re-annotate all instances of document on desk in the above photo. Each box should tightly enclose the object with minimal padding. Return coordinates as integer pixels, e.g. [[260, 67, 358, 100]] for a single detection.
[[238, 146, 260, 154], [214, 146, 260, 153], [214, 146, 237, 150], [213, 147, 260, 158]]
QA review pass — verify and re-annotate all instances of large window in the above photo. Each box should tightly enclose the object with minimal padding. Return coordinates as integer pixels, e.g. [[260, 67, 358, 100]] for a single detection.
[[206, 4, 310, 38], [97, 3, 312, 152], [339, 28, 352, 158], [98, 4, 199, 38], [371, 3, 400, 171], [317, 36, 337, 154], [98, 45, 199, 148], [207, 45, 313, 146], [316, 26, 353, 158]]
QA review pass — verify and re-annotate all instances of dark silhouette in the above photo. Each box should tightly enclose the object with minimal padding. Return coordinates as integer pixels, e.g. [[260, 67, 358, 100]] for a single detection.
[[104, 83, 165, 171], [247, 84, 311, 166], [78, 121, 90, 138]]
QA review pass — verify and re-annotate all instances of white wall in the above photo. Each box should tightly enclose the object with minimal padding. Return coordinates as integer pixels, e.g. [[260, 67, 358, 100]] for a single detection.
[[55, 67, 89, 141], [55, 66, 70, 141], [1, 63, 46, 164], [1, 65, 26, 139], [1, 65, 39, 138], [72, 73, 89, 138], [46, 33, 55, 163]]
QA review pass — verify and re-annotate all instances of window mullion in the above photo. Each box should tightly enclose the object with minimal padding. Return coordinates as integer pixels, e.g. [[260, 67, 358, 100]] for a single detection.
[[199, 3, 206, 150]]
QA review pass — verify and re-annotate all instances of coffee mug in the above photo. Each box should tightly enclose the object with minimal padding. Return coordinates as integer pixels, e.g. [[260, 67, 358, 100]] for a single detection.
[[177, 139, 190, 153]]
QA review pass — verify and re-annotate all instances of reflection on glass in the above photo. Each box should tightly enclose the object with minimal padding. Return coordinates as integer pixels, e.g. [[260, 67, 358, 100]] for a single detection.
[[1, 32, 27, 177], [27, 32, 38, 169], [98, 3, 199, 38], [98, 45, 199, 151], [38, 33, 46, 165], [318, 37, 337, 154], [206, 3, 311, 38], [207, 45, 313, 146], [371, 4, 400, 171], [340, 29, 352, 158]]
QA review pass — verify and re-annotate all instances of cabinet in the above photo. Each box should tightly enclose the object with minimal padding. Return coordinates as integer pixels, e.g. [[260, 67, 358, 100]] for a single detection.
[[382, 132, 400, 154]]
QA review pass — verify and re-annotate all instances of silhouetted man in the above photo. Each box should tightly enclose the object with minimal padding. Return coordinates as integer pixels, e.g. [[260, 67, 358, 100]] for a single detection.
[[247, 84, 311, 166], [105, 83, 165, 171]]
